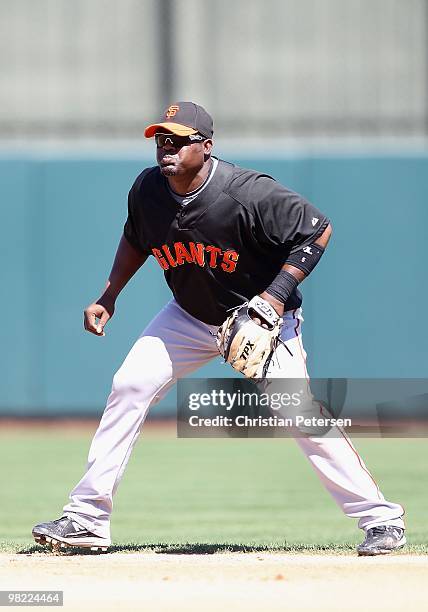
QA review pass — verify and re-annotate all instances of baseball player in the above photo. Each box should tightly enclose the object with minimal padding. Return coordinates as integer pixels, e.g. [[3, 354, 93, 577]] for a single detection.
[[32, 102, 405, 556]]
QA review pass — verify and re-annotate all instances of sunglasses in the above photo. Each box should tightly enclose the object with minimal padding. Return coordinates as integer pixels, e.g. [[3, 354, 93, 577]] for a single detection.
[[155, 133, 206, 148]]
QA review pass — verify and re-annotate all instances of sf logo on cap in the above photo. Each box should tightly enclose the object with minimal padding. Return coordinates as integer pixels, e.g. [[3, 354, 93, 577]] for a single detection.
[[166, 105, 180, 118]]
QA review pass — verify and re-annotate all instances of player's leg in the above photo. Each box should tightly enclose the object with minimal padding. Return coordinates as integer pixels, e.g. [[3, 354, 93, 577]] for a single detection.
[[266, 308, 405, 554], [32, 299, 219, 549]]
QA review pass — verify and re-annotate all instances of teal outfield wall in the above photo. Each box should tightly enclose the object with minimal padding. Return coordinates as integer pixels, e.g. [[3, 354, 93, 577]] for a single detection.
[[1, 151, 427, 414]]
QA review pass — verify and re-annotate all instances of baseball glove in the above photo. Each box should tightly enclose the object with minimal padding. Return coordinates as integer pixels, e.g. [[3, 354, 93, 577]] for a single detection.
[[216, 296, 283, 378]]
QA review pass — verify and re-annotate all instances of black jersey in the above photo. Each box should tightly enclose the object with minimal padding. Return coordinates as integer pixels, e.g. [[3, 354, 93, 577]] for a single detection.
[[124, 159, 329, 325]]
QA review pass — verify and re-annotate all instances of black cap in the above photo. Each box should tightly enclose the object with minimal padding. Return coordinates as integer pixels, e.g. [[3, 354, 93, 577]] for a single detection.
[[144, 101, 213, 139]]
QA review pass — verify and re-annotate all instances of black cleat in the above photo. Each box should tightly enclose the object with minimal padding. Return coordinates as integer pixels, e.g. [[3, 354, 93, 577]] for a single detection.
[[357, 525, 406, 556], [32, 516, 110, 552]]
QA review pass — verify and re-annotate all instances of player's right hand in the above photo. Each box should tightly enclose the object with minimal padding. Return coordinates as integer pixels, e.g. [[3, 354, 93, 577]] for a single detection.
[[84, 296, 115, 336]]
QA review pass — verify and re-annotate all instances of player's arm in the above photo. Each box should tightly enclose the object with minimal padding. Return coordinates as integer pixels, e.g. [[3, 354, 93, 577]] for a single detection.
[[84, 234, 148, 336], [260, 223, 332, 316]]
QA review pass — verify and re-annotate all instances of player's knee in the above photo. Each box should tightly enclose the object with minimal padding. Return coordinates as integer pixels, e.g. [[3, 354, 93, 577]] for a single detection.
[[111, 370, 144, 397], [111, 369, 163, 400]]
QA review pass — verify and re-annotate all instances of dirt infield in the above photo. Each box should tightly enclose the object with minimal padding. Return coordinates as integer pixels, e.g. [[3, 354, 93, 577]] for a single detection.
[[1, 552, 427, 611]]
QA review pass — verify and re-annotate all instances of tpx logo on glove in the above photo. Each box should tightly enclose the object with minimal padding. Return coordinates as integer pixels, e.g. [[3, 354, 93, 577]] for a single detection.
[[239, 340, 255, 360]]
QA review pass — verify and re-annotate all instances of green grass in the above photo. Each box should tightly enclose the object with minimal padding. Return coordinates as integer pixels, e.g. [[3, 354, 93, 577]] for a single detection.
[[0, 428, 427, 554]]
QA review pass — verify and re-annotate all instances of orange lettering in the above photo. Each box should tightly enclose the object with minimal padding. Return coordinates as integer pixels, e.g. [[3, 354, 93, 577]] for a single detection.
[[174, 242, 193, 265], [188, 242, 205, 267], [162, 244, 177, 267], [205, 246, 223, 268], [152, 248, 169, 270], [166, 104, 180, 118], [221, 250, 239, 273]]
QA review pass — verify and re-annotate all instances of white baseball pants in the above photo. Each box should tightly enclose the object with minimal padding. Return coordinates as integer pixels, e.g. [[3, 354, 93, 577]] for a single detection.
[[63, 299, 404, 539]]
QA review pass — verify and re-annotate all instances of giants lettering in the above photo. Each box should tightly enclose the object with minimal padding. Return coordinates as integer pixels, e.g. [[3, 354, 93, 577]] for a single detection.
[[174, 242, 193, 265], [151, 242, 239, 273], [221, 250, 239, 273], [161, 244, 177, 267], [152, 248, 169, 270], [188, 242, 205, 266], [205, 246, 222, 268]]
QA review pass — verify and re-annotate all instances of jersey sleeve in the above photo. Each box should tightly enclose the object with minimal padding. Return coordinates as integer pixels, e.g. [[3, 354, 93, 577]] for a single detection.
[[123, 176, 152, 255], [251, 176, 329, 253]]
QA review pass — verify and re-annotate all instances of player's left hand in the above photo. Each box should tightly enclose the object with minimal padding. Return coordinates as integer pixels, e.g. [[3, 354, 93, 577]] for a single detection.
[[216, 296, 283, 378]]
